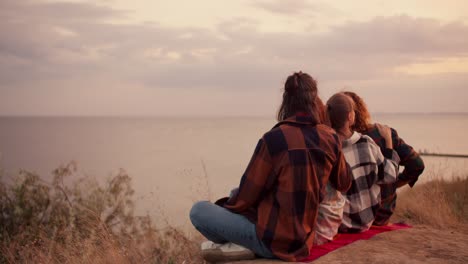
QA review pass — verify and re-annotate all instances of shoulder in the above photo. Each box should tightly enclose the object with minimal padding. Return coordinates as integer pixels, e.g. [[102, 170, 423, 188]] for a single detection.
[[316, 124, 335, 134], [390, 127, 400, 138], [365, 125, 400, 147], [360, 134, 379, 148], [366, 124, 399, 138], [388, 127, 419, 159], [355, 134, 381, 155], [261, 126, 288, 157], [263, 123, 332, 143], [316, 124, 339, 140], [268, 123, 336, 138], [262, 125, 286, 143], [317, 124, 338, 135], [314, 124, 343, 149], [359, 134, 376, 144]]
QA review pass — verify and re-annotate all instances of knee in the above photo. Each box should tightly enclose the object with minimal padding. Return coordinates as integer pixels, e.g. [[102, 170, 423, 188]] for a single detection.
[[189, 201, 210, 227]]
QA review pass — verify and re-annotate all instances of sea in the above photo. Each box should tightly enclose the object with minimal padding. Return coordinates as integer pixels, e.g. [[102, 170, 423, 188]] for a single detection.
[[1, 114, 467, 227]]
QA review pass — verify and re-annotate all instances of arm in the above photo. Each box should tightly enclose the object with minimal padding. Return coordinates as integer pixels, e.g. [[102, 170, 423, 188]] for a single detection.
[[392, 129, 425, 188], [222, 138, 275, 213], [375, 123, 393, 149], [373, 143, 400, 184], [374, 124, 399, 184], [328, 134, 352, 193]]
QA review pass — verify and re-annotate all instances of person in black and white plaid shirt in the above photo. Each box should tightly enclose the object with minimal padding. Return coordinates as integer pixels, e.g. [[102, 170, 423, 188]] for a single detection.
[[323, 93, 399, 234]]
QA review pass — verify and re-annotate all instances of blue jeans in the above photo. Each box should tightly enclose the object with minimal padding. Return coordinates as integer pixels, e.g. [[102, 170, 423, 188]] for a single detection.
[[189, 201, 275, 259]]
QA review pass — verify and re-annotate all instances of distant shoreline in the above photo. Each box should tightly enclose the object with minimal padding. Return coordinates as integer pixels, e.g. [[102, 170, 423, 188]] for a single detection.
[[0, 112, 468, 119]]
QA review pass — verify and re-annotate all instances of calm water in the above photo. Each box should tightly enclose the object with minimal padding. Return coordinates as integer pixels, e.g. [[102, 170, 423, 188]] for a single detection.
[[1, 114, 467, 227]]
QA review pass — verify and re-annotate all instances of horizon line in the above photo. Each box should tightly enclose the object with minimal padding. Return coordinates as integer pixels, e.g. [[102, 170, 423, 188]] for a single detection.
[[1, 112, 468, 118]]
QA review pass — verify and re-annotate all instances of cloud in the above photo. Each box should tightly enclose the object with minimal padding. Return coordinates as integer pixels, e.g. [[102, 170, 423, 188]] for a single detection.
[[318, 16, 468, 56], [1, 0, 127, 22], [250, 0, 338, 17], [251, 0, 314, 15], [1, 1, 468, 115], [336, 73, 468, 113]]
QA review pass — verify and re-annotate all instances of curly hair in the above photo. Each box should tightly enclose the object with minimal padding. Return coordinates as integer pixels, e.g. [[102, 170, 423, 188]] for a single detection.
[[343, 91, 371, 133]]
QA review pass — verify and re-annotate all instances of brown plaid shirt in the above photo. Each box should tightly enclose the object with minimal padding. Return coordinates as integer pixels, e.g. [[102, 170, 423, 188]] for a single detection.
[[219, 115, 352, 261]]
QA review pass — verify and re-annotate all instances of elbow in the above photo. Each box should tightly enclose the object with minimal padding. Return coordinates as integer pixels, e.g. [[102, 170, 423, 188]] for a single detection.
[[415, 165, 425, 176], [418, 159, 426, 174], [407, 157, 426, 176], [340, 178, 352, 193], [224, 199, 250, 213], [336, 171, 353, 193], [342, 166, 353, 192], [413, 154, 426, 172]]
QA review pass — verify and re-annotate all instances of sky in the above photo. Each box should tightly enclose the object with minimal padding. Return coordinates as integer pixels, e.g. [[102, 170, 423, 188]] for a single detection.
[[1, 0, 468, 116]]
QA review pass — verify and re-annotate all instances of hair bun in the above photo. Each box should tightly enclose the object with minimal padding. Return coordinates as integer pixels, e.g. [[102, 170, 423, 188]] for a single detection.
[[287, 71, 303, 94]]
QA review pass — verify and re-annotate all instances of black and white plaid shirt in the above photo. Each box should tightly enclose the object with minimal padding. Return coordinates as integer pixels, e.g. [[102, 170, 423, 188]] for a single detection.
[[339, 132, 399, 232]]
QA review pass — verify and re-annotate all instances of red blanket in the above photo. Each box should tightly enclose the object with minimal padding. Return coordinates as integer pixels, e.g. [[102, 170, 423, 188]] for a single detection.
[[299, 223, 412, 262]]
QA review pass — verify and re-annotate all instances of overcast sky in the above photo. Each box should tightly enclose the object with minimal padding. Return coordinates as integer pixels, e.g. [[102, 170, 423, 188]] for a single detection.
[[1, 0, 468, 116]]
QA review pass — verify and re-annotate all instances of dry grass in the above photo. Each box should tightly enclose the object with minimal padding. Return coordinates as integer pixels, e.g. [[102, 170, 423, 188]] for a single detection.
[[0, 163, 204, 264], [1, 161, 466, 264], [2, 221, 203, 264], [393, 177, 468, 228]]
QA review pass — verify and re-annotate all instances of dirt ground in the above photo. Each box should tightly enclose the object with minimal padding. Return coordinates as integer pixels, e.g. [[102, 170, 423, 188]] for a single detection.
[[224, 224, 468, 264]]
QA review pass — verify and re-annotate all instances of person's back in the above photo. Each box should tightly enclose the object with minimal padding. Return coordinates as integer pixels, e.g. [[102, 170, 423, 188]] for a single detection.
[[339, 133, 399, 232], [224, 116, 351, 260], [344, 91, 425, 225], [189, 72, 352, 262], [316, 93, 399, 236]]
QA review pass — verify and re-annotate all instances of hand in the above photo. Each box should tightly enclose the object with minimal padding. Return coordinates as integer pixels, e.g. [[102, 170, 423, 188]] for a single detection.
[[396, 179, 409, 188], [229, 187, 239, 198], [375, 123, 393, 149]]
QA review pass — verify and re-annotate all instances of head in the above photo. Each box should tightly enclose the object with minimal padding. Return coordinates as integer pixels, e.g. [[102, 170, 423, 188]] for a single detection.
[[277, 71, 325, 122], [326, 93, 355, 132], [343, 91, 371, 133]]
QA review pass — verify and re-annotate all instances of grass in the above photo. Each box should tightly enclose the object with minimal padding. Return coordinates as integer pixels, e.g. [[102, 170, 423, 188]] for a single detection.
[[0, 161, 466, 263], [0, 162, 204, 264], [393, 177, 468, 227]]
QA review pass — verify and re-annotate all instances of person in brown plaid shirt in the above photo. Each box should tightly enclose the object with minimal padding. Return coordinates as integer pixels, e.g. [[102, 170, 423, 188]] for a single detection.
[[190, 72, 352, 262], [344, 91, 425, 225]]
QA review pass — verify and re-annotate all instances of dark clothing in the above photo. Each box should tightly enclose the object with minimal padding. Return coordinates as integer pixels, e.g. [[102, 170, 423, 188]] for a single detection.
[[364, 125, 425, 225]]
